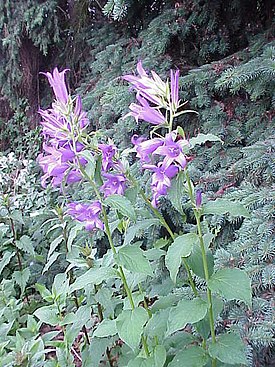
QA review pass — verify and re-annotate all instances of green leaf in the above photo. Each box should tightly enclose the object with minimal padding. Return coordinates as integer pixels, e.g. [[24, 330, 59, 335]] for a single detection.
[[16, 235, 35, 256], [166, 298, 208, 336], [165, 233, 199, 283], [43, 252, 61, 274], [116, 245, 152, 275], [144, 309, 169, 342], [34, 305, 60, 326], [0, 251, 15, 275], [80, 150, 96, 178], [93, 319, 117, 338], [70, 266, 117, 292], [128, 345, 166, 367], [168, 346, 209, 367], [208, 268, 252, 307], [13, 268, 30, 294], [116, 307, 148, 351], [168, 171, 185, 215], [195, 297, 224, 339], [105, 194, 136, 220], [203, 199, 250, 218], [189, 133, 223, 148], [208, 333, 248, 365], [124, 218, 160, 245], [48, 235, 63, 259], [67, 225, 82, 252], [186, 243, 214, 279]]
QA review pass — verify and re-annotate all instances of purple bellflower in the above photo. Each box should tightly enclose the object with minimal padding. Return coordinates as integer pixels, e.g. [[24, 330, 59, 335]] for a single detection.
[[123, 61, 167, 106], [153, 131, 189, 170], [41, 67, 69, 105], [67, 201, 104, 231], [98, 143, 117, 171], [131, 135, 164, 163], [101, 173, 126, 197], [195, 189, 203, 208], [126, 93, 166, 125], [143, 162, 179, 207]]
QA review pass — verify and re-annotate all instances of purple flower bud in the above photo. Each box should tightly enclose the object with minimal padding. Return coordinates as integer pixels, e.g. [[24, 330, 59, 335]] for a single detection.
[[170, 69, 180, 111], [196, 189, 202, 208]]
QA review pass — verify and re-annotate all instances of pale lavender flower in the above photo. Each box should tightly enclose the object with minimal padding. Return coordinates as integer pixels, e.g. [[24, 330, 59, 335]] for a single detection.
[[41, 67, 69, 104], [67, 201, 104, 231], [170, 69, 180, 111], [126, 93, 166, 125], [101, 173, 126, 197], [98, 143, 117, 171], [123, 61, 166, 106], [37, 143, 85, 188], [153, 131, 189, 170], [131, 135, 164, 163]]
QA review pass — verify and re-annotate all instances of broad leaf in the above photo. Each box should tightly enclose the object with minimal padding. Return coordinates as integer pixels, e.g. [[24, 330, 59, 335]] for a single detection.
[[105, 194, 136, 220], [116, 245, 152, 275], [128, 345, 166, 367], [208, 268, 251, 307], [93, 319, 117, 338], [124, 219, 160, 245], [208, 333, 248, 365], [168, 346, 209, 367], [168, 171, 185, 215], [195, 297, 224, 339], [70, 266, 117, 292], [166, 298, 208, 336], [203, 199, 250, 218], [16, 235, 35, 256], [116, 307, 148, 351], [13, 268, 30, 294], [0, 251, 15, 275], [189, 133, 223, 147], [186, 243, 214, 279], [165, 233, 199, 283], [34, 305, 59, 326]]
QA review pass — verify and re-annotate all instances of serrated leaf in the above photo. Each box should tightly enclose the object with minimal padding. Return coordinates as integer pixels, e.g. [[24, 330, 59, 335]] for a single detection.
[[165, 233, 199, 283], [189, 133, 223, 148], [208, 333, 248, 365], [70, 266, 117, 292], [13, 268, 30, 294], [168, 346, 209, 367], [116, 307, 148, 351], [203, 199, 250, 218], [166, 298, 208, 336], [16, 235, 35, 256], [105, 194, 136, 220], [124, 218, 160, 245], [93, 319, 117, 338], [116, 245, 152, 275], [0, 251, 15, 275], [34, 305, 60, 326], [208, 268, 252, 307]]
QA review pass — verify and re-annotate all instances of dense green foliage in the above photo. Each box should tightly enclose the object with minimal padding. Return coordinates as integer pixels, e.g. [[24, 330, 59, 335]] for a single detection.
[[0, 0, 274, 366]]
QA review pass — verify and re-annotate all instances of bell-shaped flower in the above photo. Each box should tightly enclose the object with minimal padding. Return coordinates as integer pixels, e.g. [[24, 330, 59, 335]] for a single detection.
[[41, 67, 69, 104], [131, 135, 164, 163], [153, 131, 189, 170], [126, 93, 166, 125], [101, 173, 126, 197], [123, 61, 167, 106], [98, 143, 117, 171], [143, 162, 179, 207], [67, 201, 104, 231]]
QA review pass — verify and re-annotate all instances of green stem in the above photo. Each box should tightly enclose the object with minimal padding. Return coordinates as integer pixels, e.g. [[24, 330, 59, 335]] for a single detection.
[[138, 186, 198, 296]]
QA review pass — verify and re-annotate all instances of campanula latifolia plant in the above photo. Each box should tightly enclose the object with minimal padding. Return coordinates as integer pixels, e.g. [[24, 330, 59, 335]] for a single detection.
[[35, 64, 252, 367]]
